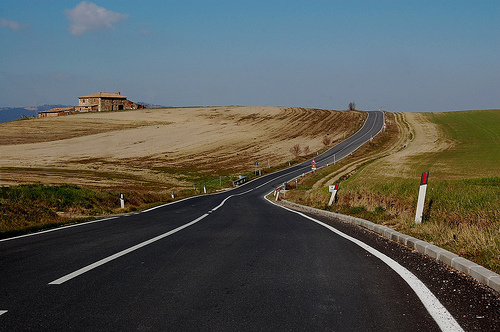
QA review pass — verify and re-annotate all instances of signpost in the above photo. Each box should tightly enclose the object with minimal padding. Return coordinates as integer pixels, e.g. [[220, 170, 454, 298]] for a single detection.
[[328, 184, 339, 206], [415, 171, 429, 224]]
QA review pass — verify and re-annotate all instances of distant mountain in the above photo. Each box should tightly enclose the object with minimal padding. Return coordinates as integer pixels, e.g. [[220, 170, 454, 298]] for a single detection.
[[0, 105, 72, 123]]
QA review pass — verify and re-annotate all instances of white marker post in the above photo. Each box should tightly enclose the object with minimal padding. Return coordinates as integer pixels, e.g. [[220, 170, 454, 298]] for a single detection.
[[120, 193, 125, 209], [415, 171, 429, 224], [171, 190, 175, 199], [275, 188, 280, 201], [328, 184, 339, 206], [203, 185, 207, 194]]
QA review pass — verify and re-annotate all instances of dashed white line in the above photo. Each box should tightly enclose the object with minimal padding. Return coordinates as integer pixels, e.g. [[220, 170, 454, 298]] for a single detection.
[[49, 191, 244, 285], [0, 310, 7, 316]]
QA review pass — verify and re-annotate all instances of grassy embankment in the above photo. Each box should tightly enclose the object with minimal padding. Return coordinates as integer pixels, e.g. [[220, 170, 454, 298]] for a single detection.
[[285, 110, 500, 273], [0, 172, 241, 238]]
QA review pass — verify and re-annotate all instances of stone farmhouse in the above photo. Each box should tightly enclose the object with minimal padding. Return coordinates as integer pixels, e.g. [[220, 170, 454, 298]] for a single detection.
[[75, 92, 144, 112], [38, 92, 145, 118]]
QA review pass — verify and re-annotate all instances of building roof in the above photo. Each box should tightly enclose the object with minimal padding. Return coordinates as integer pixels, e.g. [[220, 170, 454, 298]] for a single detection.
[[78, 92, 127, 99]]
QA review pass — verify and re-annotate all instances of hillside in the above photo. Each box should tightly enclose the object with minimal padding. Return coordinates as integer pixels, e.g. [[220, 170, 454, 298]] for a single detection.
[[0, 106, 364, 193]]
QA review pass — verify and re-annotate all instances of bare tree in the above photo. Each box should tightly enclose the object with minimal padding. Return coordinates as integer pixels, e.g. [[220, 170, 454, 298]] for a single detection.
[[348, 102, 356, 111], [303, 146, 310, 155], [322, 136, 331, 146], [289, 144, 302, 157]]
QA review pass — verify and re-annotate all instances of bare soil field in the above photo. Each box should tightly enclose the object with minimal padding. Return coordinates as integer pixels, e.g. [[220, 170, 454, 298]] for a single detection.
[[0, 106, 363, 192]]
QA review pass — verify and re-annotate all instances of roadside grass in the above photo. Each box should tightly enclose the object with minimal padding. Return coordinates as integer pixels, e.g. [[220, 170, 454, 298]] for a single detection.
[[285, 110, 500, 273], [0, 184, 174, 238], [326, 176, 500, 273]]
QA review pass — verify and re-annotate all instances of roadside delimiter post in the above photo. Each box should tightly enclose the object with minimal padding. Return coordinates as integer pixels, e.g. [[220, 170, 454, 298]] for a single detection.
[[414, 171, 429, 224], [328, 184, 339, 206]]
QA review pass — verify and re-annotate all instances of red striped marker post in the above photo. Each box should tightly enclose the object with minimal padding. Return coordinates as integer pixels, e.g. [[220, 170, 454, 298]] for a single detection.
[[328, 184, 339, 206], [415, 171, 429, 224]]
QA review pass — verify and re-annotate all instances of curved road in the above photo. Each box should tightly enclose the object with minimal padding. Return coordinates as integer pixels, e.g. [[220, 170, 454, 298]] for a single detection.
[[0, 111, 463, 330]]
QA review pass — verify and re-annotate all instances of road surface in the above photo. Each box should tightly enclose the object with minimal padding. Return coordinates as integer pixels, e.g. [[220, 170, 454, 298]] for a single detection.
[[0, 111, 466, 331]]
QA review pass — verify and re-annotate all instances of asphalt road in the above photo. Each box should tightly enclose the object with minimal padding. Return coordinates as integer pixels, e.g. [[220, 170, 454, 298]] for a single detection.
[[0, 111, 465, 331]]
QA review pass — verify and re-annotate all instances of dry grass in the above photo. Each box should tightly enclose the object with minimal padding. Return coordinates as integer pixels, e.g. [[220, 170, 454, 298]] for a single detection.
[[0, 107, 362, 193]]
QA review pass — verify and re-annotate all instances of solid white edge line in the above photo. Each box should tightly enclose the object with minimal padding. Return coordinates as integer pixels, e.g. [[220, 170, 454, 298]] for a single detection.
[[265, 195, 463, 332], [49, 213, 209, 285], [0, 216, 119, 243]]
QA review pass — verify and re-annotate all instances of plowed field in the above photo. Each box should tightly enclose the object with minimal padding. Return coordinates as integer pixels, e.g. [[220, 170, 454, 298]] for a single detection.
[[0, 106, 363, 192]]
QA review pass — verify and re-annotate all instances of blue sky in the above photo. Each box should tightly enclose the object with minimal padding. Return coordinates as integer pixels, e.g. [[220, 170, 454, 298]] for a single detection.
[[1, 1, 499, 111]]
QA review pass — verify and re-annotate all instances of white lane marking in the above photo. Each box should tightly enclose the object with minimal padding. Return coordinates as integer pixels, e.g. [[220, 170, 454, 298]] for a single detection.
[[0, 216, 119, 243], [0, 310, 7, 316], [267, 196, 463, 332], [49, 214, 209, 285]]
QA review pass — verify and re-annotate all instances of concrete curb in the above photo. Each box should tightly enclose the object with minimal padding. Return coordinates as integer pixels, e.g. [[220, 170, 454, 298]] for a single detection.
[[280, 200, 500, 293]]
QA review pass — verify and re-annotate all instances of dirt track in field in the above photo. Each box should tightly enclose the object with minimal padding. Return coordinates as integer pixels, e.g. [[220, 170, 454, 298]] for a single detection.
[[0, 106, 364, 191], [355, 112, 457, 180]]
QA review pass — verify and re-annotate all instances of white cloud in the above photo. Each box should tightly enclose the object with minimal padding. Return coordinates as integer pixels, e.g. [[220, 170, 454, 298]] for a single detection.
[[65, 1, 129, 36], [1, 18, 23, 30]]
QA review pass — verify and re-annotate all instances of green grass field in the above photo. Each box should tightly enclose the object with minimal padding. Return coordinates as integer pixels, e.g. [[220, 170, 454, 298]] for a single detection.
[[421, 110, 500, 179]]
